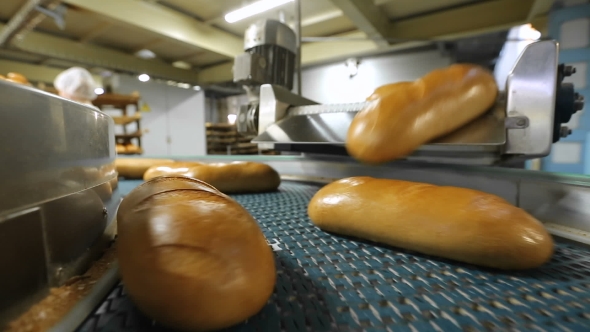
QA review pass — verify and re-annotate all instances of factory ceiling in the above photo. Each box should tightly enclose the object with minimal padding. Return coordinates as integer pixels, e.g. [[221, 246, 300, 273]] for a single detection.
[[0, 0, 552, 86]]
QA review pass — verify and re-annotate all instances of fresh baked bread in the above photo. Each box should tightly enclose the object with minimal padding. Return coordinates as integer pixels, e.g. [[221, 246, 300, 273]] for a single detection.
[[117, 176, 276, 331], [186, 162, 281, 194], [346, 64, 498, 164], [308, 176, 554, 270], [6, 72, 30, 85], [115, 158, 175, 179], [143, 161, 281, 194], [142, 162, 204, 181]]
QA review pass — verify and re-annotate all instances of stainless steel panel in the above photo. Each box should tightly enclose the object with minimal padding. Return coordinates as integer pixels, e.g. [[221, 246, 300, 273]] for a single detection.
[[254, 101, 507, 146], [0, 81, 116, 216], [0, 208, 47, 326], [0, 183, 121, 326], [42, 182, 118, 286], [520, 180, 590, 233], [258, 84, 317, 150], [0, 82, 118, 326], [504, 40, 558, 156]]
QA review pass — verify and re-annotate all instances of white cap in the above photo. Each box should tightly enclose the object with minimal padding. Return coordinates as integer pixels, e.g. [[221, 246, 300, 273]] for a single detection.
[[54, 67, 97, 101]]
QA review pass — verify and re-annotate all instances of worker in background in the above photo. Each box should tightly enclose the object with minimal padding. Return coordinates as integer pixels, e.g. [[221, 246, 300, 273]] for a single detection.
[[54, 67, 99, 109]]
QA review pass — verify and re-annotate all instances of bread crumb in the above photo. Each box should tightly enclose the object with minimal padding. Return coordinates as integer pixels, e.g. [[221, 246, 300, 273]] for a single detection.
[[6, 242, 118, 332]]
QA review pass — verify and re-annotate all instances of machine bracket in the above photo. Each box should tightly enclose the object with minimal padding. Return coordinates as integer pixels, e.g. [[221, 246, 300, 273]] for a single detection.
[[505, 114, 530, 129]]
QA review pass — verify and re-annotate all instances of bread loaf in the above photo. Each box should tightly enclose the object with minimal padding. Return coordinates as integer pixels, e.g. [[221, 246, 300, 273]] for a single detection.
[[115, 158, 175, 179], [6, 72, 29, 85], [115, 144, 126, 154], [117, 176, 276, 331], [143, 162, 204, 181], [187, 162, 281, 194], [346, 64, 498, 164], [308, 177, 554, 270]]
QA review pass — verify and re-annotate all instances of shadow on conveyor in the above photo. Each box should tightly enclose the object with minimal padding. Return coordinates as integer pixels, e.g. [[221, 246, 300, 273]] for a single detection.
[[78, 254, 332, 332], [327, 233, 590, 282]]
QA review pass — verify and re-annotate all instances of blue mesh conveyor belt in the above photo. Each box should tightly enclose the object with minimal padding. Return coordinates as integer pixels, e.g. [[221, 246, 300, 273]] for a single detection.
[[79, 180, 590, 332]]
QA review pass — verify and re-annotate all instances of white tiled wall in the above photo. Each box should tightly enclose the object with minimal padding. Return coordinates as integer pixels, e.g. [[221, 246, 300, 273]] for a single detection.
[[300, 49, 452, 104], [566, 111, 583, 129], [552, 142, 583, 163], [560, 18, 590, 49]]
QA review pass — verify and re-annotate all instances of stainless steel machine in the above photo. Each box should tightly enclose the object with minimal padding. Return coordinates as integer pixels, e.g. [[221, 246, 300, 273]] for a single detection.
[[234, 19, 297, 137], [234, 21, 584, 165], [0, 81, 119, 326]]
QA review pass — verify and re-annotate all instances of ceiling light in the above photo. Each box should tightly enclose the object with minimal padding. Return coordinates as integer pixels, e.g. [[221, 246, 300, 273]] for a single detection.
[[172, 61, 192, 70], [94, 87, 105, 95], [138, 74, 150, 82], [225, 0, 294, 23], [135, 49, 157, 59]]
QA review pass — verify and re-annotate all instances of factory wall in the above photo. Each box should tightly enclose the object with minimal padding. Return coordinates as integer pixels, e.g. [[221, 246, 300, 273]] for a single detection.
[[299, 49, 452, 104], [107, 74, 207, 157], [540, 0, 590, 174]]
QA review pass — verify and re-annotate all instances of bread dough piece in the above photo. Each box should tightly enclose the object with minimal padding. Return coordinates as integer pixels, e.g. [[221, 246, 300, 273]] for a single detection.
[[115, 158, 175, 179], [117, 176, 276, 331], [308, 176, 554, 270], [346, 64, 498, 164], [187, 161, 281, 194]]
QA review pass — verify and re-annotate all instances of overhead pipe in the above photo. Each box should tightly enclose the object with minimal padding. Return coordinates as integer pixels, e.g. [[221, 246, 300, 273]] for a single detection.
[[0, 0, 58, 47]]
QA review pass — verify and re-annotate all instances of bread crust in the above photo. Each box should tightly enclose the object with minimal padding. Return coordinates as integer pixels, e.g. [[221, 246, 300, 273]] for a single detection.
[[346, 64, 498, 164], [308, 176, 554, 270], [117, 176, 276, 331]]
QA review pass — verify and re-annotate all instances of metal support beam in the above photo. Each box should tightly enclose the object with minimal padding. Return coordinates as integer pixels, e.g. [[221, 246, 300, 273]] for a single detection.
[[197, 62, 234, 85], [0, 58, 102, 85], [388, 0, 535, 41], [79, 21, 112, 43], [3, 23, 201, 84], [301, 9, 343, 27], [62, 0, 243, 58], [328, 0, 393, 47], [0, 0, 54, 47]]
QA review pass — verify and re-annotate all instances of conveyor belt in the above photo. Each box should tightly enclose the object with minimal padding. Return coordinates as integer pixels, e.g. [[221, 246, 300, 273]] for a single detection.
[[78, 180, 590, 332]]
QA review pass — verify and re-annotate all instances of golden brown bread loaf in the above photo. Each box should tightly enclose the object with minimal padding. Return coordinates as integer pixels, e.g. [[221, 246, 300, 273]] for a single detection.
[[115, 158, 175, 179], [6, 72, 29, 85], [115, 144, 126, 154], [143, 162, 204, 181], [346, 64, 498, 164], [308, 177, 554, 270], [117, 176, 276, 331], [187, 162, 281, 194]]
